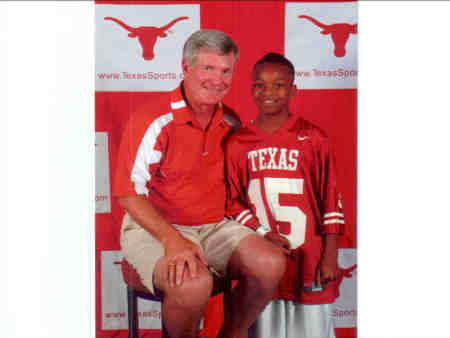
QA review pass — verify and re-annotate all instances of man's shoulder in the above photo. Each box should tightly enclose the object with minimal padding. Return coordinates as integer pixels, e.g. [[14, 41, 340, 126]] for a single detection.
[[130, 93, 173, 126], [222, 104, 242, 129]]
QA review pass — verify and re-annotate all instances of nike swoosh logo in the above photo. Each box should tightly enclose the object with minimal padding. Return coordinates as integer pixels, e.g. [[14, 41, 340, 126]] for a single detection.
[[297, 136, 310, 141]]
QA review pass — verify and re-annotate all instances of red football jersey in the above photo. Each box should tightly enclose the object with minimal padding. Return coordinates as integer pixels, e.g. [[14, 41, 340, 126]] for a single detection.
[[226, 115, 344, 304]]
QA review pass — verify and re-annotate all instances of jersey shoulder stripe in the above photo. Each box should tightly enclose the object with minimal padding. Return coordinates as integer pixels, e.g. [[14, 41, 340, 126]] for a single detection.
[[171, 100, 186, 110]]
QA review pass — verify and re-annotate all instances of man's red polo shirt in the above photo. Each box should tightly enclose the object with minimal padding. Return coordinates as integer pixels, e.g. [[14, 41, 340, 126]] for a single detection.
[[113, 85, 240, 225]]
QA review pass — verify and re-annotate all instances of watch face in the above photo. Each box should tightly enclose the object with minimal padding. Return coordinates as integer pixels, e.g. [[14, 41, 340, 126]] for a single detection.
[[256, 226, 270, 236]]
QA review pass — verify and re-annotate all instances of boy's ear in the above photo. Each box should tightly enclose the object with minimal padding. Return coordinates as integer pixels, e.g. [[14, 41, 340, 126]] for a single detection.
[[289, 83, 297, 98]]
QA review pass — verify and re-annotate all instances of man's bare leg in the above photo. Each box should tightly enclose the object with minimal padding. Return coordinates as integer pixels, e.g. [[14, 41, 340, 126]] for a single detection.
[[154, 258, 214, 338], [218, 234, 286, 338]]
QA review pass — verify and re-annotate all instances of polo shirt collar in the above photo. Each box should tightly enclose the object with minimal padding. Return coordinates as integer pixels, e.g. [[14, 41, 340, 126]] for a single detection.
[[169, 83, 225, 127]]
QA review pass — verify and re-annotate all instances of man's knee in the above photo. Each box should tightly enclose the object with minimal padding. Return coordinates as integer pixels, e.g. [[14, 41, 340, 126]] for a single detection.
[[230, 234, 286, 285], [253, 242, 286, 284], [163, 266, 214, 308]]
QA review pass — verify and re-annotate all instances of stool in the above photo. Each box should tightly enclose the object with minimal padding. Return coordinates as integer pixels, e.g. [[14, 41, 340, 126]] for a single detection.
[[121, 259, 232, 338]]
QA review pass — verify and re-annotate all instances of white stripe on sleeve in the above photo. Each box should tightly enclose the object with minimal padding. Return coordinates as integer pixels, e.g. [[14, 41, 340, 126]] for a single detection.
[[323, 219, 345, 225], [236, 209, 251, 222], [240, 214, 253, 225], [131, 113, 173, 195], [323, 212, 344, 219]]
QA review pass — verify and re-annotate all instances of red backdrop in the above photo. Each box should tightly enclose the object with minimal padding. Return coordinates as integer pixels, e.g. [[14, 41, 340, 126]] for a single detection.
[[95, 1, 357, 337]]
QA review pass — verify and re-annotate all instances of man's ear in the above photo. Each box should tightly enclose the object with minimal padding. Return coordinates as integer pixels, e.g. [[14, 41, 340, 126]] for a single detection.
[[181, 59, 190, 75]]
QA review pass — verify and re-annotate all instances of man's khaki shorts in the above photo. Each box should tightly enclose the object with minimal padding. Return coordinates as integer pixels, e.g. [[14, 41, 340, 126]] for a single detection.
[[120, 213, 256, 294]]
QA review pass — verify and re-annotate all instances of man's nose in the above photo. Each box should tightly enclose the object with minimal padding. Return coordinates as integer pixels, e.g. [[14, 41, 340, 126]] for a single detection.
[[211, 70, 225, 84]]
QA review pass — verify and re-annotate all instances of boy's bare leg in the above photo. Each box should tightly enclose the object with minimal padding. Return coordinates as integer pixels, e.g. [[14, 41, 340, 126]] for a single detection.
[[154, 259, 214, 338], [218, 234, 286, 338]]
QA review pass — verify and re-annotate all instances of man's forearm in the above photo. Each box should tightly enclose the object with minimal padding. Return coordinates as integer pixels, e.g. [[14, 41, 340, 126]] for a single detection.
[[118, 195, 181, 246]]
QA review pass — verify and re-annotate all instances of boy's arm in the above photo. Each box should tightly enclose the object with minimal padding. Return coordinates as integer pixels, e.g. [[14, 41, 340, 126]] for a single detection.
[[315, 136, 345, 285], [315, 234, 339, 286], [225, 142, 260, 230]]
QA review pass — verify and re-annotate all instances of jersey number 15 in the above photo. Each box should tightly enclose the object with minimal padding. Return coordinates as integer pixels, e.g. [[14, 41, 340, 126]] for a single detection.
[[248, 177, 306, 249]]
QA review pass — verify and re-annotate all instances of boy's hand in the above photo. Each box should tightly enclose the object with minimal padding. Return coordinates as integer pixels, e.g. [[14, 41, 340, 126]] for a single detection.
[[315, 253, 339, 286], [315, 234, 339, 286], [264, 231, 291, 255]]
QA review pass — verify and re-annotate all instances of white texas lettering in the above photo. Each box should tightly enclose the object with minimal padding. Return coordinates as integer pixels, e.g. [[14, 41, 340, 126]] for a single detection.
[[267, 148, 278, 169], [258, 148, 268, 170], [248, 151, 258, 171], [279, 148, 288, 170], [248, 147, 299, 172], [288, 150, 299, 170]]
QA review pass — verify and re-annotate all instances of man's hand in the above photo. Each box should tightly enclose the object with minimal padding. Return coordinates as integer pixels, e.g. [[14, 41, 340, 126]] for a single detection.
[[164, 234, 209, 288], [118, 195, 209, 288], [264, 231, 291, 255]]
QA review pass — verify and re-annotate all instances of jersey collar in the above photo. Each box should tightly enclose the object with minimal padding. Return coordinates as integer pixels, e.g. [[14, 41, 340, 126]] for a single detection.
[[248, 113, 299, 136]]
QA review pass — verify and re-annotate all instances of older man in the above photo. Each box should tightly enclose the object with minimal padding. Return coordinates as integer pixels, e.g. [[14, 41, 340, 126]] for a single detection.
[[113, 29, 286, 338]]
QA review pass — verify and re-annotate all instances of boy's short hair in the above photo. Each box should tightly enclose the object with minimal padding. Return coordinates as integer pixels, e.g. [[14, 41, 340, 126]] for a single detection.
[[253, 52, 295, 82], [183, 29, 239, 66]]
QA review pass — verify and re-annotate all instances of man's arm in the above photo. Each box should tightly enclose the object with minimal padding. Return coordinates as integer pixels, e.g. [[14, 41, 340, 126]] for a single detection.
[[119, 195, 208, 287], [114, 108, 209, 288]]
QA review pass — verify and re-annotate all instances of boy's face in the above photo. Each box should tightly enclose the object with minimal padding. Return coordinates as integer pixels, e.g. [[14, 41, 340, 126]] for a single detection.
[[252, 63, 296, 117]]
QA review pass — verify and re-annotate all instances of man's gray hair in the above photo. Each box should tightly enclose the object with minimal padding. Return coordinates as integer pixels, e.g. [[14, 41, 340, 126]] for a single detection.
[[182, 29, 239, 66]]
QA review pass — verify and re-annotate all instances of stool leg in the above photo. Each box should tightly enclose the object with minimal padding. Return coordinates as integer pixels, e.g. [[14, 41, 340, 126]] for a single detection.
[[162, 323, 170, 338], [161, 306, 170, 338], [127, 287, 139, 338]]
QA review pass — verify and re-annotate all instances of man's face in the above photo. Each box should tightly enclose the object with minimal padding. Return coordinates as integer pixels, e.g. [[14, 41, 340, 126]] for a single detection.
[[252, 63, 296, 117], [182, 49, 236, 108]]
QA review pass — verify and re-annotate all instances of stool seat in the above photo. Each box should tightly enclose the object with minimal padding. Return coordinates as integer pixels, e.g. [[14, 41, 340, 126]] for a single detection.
[[121, 259, 160, 296]]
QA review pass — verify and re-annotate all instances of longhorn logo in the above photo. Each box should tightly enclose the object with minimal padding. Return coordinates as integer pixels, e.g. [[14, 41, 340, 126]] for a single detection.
[[298, 15, 357, 58], [104, 16, 189, 61], [337, 264, 357, 288]]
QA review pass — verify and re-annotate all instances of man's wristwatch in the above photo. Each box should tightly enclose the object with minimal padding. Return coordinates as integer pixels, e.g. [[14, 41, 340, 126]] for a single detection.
[[255, 225, 270, 236]]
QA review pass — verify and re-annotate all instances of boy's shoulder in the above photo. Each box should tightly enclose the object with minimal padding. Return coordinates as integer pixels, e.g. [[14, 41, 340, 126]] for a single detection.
[[294, 115, 329, 141], [228, 123, 256, 141], [225, 124, 258, 155]]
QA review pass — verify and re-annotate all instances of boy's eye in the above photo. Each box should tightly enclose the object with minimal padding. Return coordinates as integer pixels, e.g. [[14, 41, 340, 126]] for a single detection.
[[275, 83, 285, 88], [204, 66, 213, 71], [253, 83, 264, 89]]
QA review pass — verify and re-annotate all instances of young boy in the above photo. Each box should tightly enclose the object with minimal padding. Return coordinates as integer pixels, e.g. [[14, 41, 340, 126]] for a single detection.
[[225, 53, 345, 338]]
